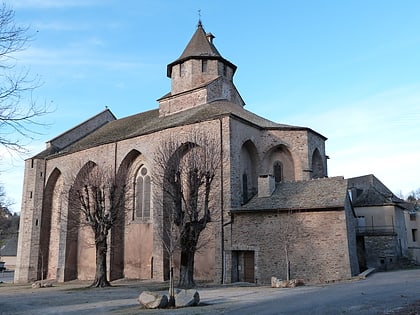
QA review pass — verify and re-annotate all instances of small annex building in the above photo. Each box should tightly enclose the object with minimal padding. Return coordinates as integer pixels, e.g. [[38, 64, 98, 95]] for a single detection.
[[348, 175, 409, 271], [230, 176, 359, 284], [15, 21, 362, 285]]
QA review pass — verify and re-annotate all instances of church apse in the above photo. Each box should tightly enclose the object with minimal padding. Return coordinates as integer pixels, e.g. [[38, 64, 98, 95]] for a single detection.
[[263, 145, 295, 183]]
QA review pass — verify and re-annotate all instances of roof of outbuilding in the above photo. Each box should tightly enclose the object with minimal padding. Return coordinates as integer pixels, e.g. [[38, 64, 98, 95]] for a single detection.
[[36, 101, 311, 159], [234, 177, 349, 212], [348, 174, 405, 207]]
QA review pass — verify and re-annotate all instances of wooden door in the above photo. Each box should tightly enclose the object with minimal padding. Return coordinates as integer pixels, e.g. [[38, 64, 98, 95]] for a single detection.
[[243, 251, 254, 283]]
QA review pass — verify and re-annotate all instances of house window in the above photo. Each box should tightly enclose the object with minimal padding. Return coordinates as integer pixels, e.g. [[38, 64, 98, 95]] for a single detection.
[[134, 165, 151, 220], [179, 63, 184, 77], [202, 60, 207, 72], [410, 213, 416, 221], [412, 229, 418, 242], [273, 161, 283, 183]]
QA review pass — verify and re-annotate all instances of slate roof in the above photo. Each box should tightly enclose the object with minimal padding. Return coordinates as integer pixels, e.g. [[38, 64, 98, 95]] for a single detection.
[[348, 175, 405, 207], [167, 21, 236, 77], [178, 21, 221, 59], [233, 177, 349, 213], [36, 101, 314, 160]]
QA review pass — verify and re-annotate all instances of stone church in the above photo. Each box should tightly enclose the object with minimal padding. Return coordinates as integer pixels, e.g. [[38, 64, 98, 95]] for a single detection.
[[15, 22, 360, 285]]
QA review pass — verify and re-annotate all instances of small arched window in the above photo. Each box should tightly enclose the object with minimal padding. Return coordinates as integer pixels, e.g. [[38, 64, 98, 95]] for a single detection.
[[273, 161, 283, 183], [134, 165, 151, 220]]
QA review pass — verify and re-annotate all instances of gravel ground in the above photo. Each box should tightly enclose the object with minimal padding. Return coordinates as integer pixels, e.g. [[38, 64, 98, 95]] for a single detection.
[[1, 269, 420, 314], [385, 300, 420, 315]]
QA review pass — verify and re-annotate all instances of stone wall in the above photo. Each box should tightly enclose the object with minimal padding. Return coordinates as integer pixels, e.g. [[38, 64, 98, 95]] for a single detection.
[[15, 158, 46, 283], [364, 235, 400, 270], [231, 209, 356, 284]]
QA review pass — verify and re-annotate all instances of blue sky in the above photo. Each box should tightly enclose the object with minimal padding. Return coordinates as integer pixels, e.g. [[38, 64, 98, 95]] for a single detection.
[[1, 0, 420, 212]]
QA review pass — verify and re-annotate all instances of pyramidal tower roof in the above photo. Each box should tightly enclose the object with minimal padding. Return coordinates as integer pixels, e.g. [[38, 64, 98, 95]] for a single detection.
[[178, 20, 221, 59], [167, 21, 236, 77]]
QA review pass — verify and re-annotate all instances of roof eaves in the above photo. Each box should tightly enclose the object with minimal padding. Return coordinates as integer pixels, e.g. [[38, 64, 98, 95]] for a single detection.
[[230, 205, 345, 214]]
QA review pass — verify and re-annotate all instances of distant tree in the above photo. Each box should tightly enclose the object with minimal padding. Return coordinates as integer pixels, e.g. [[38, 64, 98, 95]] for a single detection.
[[0, 4, 50, 154], [154, 132, 221, 289], [67, 163, 126, 287], [407, 189, 420, 203], [0, 184, 19, 256]]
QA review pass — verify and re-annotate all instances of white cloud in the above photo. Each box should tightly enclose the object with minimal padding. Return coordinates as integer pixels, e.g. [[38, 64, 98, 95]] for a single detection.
[[34, 21, 91, 31], [278, 85, 420, 197], [15, 46, 145, 71], [13, 0, 106, 9]]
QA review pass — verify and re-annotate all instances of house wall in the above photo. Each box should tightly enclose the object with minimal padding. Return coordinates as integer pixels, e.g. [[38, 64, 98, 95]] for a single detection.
[[1, 256, 16, 269], [404, 211, 420, 264], [230, 209, 356, 284], [355, 205, 400, 228], [355, 205, 408, 270], [364, 235, 400, 270], [344, 196, 360, 276]]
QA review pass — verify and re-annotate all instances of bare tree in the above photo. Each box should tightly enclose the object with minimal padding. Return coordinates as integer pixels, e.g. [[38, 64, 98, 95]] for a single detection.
[[0, 4, 49, 154], [154, 132, 221, 289], [277, 210, 302, 281], [68, 163, 126, 287], [407, 189, 420, 203]]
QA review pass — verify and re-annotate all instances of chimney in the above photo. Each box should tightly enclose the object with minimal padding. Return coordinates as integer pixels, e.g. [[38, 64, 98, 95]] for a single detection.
[[258, 175, 275, 197], [206, 32, 215, 44]]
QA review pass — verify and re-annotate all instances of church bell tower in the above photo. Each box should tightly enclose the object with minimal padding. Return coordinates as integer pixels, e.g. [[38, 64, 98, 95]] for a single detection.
[[158, 21, 244, 116]]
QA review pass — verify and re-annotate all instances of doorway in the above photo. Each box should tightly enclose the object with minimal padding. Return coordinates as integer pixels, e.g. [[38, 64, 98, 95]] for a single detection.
[[232, 250, 255, 283]]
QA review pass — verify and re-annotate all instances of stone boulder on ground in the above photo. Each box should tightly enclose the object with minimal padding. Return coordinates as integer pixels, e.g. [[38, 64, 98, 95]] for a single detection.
[[271, 277, 304, 288], [138, 291, 169, 309], [174, 288, 200, 307], [271, 276, 282, 288], [31, 280, 54, 288]]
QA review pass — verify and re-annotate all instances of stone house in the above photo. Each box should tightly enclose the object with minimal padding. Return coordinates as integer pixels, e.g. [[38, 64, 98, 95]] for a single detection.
[[15, 21, 361, 285], [230, 176, 359, 284], [348, 175, 408, 271], [0, 234, 18, 270], [404, 203, 420, 264]]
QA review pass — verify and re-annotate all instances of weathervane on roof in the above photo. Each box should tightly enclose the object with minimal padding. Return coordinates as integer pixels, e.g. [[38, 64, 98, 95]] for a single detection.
[[198, 9, 202, 27]]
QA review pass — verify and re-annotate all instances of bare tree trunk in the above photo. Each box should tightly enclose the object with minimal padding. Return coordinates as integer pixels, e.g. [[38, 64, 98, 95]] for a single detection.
[[91, 236, 110, 287], [169, 266, 175, 307], [285, 244, 291, 281], [178, 248, 195, 288]]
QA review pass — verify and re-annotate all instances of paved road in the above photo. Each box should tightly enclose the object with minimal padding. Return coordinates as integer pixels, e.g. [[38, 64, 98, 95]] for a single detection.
[[0, 269, 419, 314]]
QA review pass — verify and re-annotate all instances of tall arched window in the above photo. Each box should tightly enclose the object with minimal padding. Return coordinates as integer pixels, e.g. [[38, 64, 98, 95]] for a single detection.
[[273, 160, 283, 183], [311, 149, 324, 179], [134, 165, 151, 220], [242, 173, 248, 204]]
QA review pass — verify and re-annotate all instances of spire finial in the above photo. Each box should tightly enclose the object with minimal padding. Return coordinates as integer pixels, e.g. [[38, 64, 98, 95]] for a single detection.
[[197, 9, 202, 27]]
